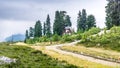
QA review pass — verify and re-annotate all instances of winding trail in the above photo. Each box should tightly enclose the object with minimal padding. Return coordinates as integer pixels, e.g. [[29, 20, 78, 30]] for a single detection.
[[46, 40, 120, 67], [15, 41, 120, 67]]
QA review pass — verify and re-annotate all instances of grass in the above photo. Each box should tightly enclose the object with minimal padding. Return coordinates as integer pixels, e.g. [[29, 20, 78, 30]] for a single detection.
[[33, 42, 61, 46], [14, 42, 115, 68], [15, 41, 62, 46], [0, 43, 77, 68], [27, 41, 62, 46], [60, 44, 120, 64], [37, 47, 113, 68]]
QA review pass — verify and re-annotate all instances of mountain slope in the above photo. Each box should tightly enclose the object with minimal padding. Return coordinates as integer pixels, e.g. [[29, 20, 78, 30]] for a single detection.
[[5, 34, 25, 42]]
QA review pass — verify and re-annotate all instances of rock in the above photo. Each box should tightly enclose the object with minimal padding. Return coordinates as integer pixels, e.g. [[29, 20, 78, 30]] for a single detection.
[[0, 56, 16, 64]]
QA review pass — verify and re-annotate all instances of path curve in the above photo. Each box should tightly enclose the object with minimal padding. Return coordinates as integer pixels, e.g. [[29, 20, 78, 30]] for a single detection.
[[46, 40, 120, 67]]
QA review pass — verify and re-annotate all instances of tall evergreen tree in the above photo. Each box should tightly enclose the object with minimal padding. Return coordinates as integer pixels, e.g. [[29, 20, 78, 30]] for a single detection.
[[59, 11, 67, 33], [105, 0, 114, 29], [34, 20, 42, 37], [46, 14, 51, 37], [65, 15, 72, 27], [77, 11, 82, 32], [77, 9, 87, 32], [53, 11, 60, 35], [25, 30, 29, 39], [81, 9, 87, 31], [43, 22, 46, 35], [86, 15, 96, 30], [53, 11, 66, 35], [29, 27, 34, 37], [106, 0, 120, 29]]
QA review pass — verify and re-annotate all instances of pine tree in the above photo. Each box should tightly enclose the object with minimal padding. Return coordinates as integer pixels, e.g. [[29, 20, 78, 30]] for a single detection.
[[25, 30, 29, 39], [43, 22, 46, 35], [81, 9, 87, 31], [86, 15, 96, 30], [53, 11, 60, 35], [29, 27, 34, 38], [53, 11, 65, 35], [65, 15, 72, 27], [106, 0, 120, 29], [34, 20, 42, 37], [77, 11, 82, 32], [59, 11, 67, 33], [105, 0, 114, 29], [77, 9, 87, 32], [46, 14, 51, 37]]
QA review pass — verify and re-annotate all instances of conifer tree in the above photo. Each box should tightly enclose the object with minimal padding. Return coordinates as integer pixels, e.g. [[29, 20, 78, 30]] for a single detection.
[[34, 20, 42, 37], [65, 15, 72, 27], [106, 0, 120, 29], [43, 22, 46, 35], [77, 11, 82, 32], [25, 30, 29, 39], [29, 27, 34, 37], [86, 15, 96, 30], [46, 14, 51, 37]]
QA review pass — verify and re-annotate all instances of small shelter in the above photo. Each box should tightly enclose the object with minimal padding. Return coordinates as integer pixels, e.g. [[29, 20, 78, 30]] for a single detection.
[[63, 26, 74, 35]]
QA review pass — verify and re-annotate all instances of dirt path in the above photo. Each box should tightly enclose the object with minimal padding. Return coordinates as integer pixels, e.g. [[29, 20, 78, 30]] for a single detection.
[[46, 41, 120, 67], [15, 41, 120, 67]]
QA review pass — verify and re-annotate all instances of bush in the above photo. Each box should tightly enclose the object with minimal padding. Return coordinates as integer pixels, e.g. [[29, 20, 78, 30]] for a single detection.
[[61, 35, 74, 43], [99, 36, 110, 44], [76, 34, 82, 40], [84, 27, 101, 36], [26, 39, 35, 44], [40, 36, 49, 42], [80, 27, 101, 42], [52, 34, 60, 41], [110, 26, 120, 33]]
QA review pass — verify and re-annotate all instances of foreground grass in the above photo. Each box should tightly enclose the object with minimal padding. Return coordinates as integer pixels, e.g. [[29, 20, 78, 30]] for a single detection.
[[60, 44, 120, 64], [0, 44, 77, 68], [25, 41, 62, 46], [36, 47, 112, 68]]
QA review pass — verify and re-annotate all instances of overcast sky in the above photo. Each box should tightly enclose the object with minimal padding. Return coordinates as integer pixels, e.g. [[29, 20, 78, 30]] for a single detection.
[[0, 0, 107, 42]]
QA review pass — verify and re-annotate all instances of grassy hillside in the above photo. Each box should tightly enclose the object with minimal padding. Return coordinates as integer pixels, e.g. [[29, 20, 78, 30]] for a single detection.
[[80, 26, 120, 52], [0, 43, 77, 68]]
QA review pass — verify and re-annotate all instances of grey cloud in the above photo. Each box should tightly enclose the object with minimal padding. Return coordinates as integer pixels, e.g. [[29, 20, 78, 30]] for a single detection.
[[0, 0, 69, 4], [0, 0, 50, 21], [0, 0, 70, 21]]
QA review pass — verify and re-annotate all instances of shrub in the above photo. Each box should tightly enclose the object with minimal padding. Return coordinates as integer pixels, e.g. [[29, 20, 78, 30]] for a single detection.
[[52, 34, 60, 41], [76, 34, 82, 40], [40, 36, 49, 42], [26, 39, 35, 44], [110, 26, 120, 33], [80, 27, 101, 42], [61, 35, 74, 43], [84, 27, 101, 36], [99, 36, 110, 44]]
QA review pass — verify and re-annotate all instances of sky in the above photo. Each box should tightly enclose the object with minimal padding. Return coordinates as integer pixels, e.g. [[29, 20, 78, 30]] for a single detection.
[[0, 0, 107, 42]]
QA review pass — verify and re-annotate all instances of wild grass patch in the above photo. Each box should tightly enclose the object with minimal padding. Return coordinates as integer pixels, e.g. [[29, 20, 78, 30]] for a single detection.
[[0, 44, 77, 68]]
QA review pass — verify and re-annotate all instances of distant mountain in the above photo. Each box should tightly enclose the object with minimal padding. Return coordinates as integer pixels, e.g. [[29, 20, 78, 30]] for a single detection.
[[5, 34, 25, 42]]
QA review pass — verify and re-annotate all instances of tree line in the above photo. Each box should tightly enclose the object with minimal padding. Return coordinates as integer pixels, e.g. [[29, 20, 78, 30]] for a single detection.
[[25, 9, 96, 40]]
